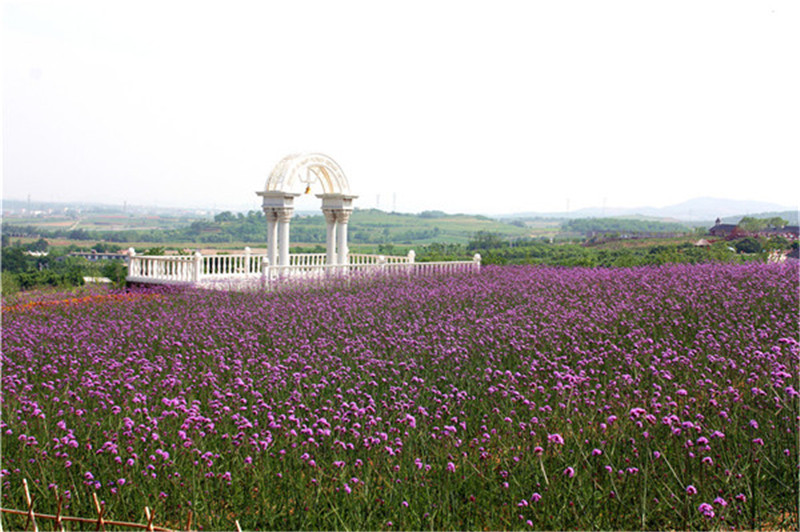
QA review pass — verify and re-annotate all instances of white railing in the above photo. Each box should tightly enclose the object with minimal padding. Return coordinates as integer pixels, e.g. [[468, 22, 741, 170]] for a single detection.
[[127, 248, 480, 289], [203, 252, 264, 278], [127, 254, 198, 283], [349, 253, 411, 266], [289, 253, 328, 267]]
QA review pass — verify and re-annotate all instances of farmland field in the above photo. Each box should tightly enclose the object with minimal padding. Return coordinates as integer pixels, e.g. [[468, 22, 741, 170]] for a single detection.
[[1, 263, 798, 530]]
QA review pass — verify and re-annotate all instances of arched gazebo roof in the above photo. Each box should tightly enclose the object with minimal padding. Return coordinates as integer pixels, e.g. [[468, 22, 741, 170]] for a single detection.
[[264, 153, 351, 195]]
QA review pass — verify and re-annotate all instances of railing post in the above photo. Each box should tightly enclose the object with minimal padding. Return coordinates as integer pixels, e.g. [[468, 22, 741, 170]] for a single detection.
[[473, 253, 482, 272], [244, 247, 252, 274], [407, 250, 416, 277], [193, 252, 203, 283], [127, 248, 136, 278]]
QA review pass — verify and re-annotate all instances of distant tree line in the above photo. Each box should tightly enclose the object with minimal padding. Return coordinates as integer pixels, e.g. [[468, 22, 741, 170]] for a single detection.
[[736, 216, 790, 232], [413, 230, 796, 268], [562, 218, 691, 235], [3, 210, 489, 246], [1, 239, 127, 295]]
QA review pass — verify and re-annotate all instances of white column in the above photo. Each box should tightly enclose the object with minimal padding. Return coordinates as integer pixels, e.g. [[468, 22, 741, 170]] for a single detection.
[[261, 256, 270, 288], [265, 210, 279, 267], [276, 207, 293, 267], [323, 209, 338, 265], [336, 209, 352, 266]]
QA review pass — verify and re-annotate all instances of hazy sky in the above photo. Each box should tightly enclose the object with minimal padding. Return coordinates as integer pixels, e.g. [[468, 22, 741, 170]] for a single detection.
[[3, 1, 799, 214]]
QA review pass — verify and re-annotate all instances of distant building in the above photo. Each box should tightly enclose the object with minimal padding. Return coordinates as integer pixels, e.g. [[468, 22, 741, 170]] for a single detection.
[[708, 218, 799, 239], [68, 250, 130, 262], [760, 226, 800, 239], [708, 218, 739, 238]]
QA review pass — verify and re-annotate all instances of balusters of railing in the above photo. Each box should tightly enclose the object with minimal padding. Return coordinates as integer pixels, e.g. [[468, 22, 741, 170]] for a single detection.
[[127, 251, 477, 286]]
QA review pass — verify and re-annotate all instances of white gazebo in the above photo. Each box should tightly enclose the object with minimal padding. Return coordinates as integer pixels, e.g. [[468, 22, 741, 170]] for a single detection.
[[258, 153, 358, 268], [126, 153, 481, 289]]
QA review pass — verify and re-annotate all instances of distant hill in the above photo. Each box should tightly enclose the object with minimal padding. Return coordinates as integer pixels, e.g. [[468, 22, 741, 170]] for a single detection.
[[500, 197, 797, 222], [295, 209, 531, 245], [718, 210, 799, 225]]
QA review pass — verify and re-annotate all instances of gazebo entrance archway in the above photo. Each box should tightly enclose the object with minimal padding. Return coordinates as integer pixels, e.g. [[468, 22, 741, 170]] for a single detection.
[[257, 153, 358, 267]]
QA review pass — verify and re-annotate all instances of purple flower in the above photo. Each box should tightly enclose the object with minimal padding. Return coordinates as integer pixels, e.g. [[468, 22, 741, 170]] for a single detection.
[[686, 485, 698, 495], [563, 467, 575, 478], [446, 461, 456, 473], [698, 502, 715, 518], [530, 492, 542, 503], [629, 407, 646, 419], [547, 433, 564, 445]]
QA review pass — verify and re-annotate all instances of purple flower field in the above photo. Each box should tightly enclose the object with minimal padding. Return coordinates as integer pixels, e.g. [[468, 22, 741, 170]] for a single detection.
[[2, 263, 798, 530]]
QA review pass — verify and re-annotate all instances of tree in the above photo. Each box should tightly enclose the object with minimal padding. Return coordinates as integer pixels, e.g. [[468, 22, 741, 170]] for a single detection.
[[734, 237, 762, 254], [468, 231, 507, 251], [1, 247, 29, 272], [27, 238, 49, 252], [738, 216, 789, 232], [767, 217, 789, 229], [214, 211, 236, 222], [68, 228, 91, 240], [101, 261, 128, 288]]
